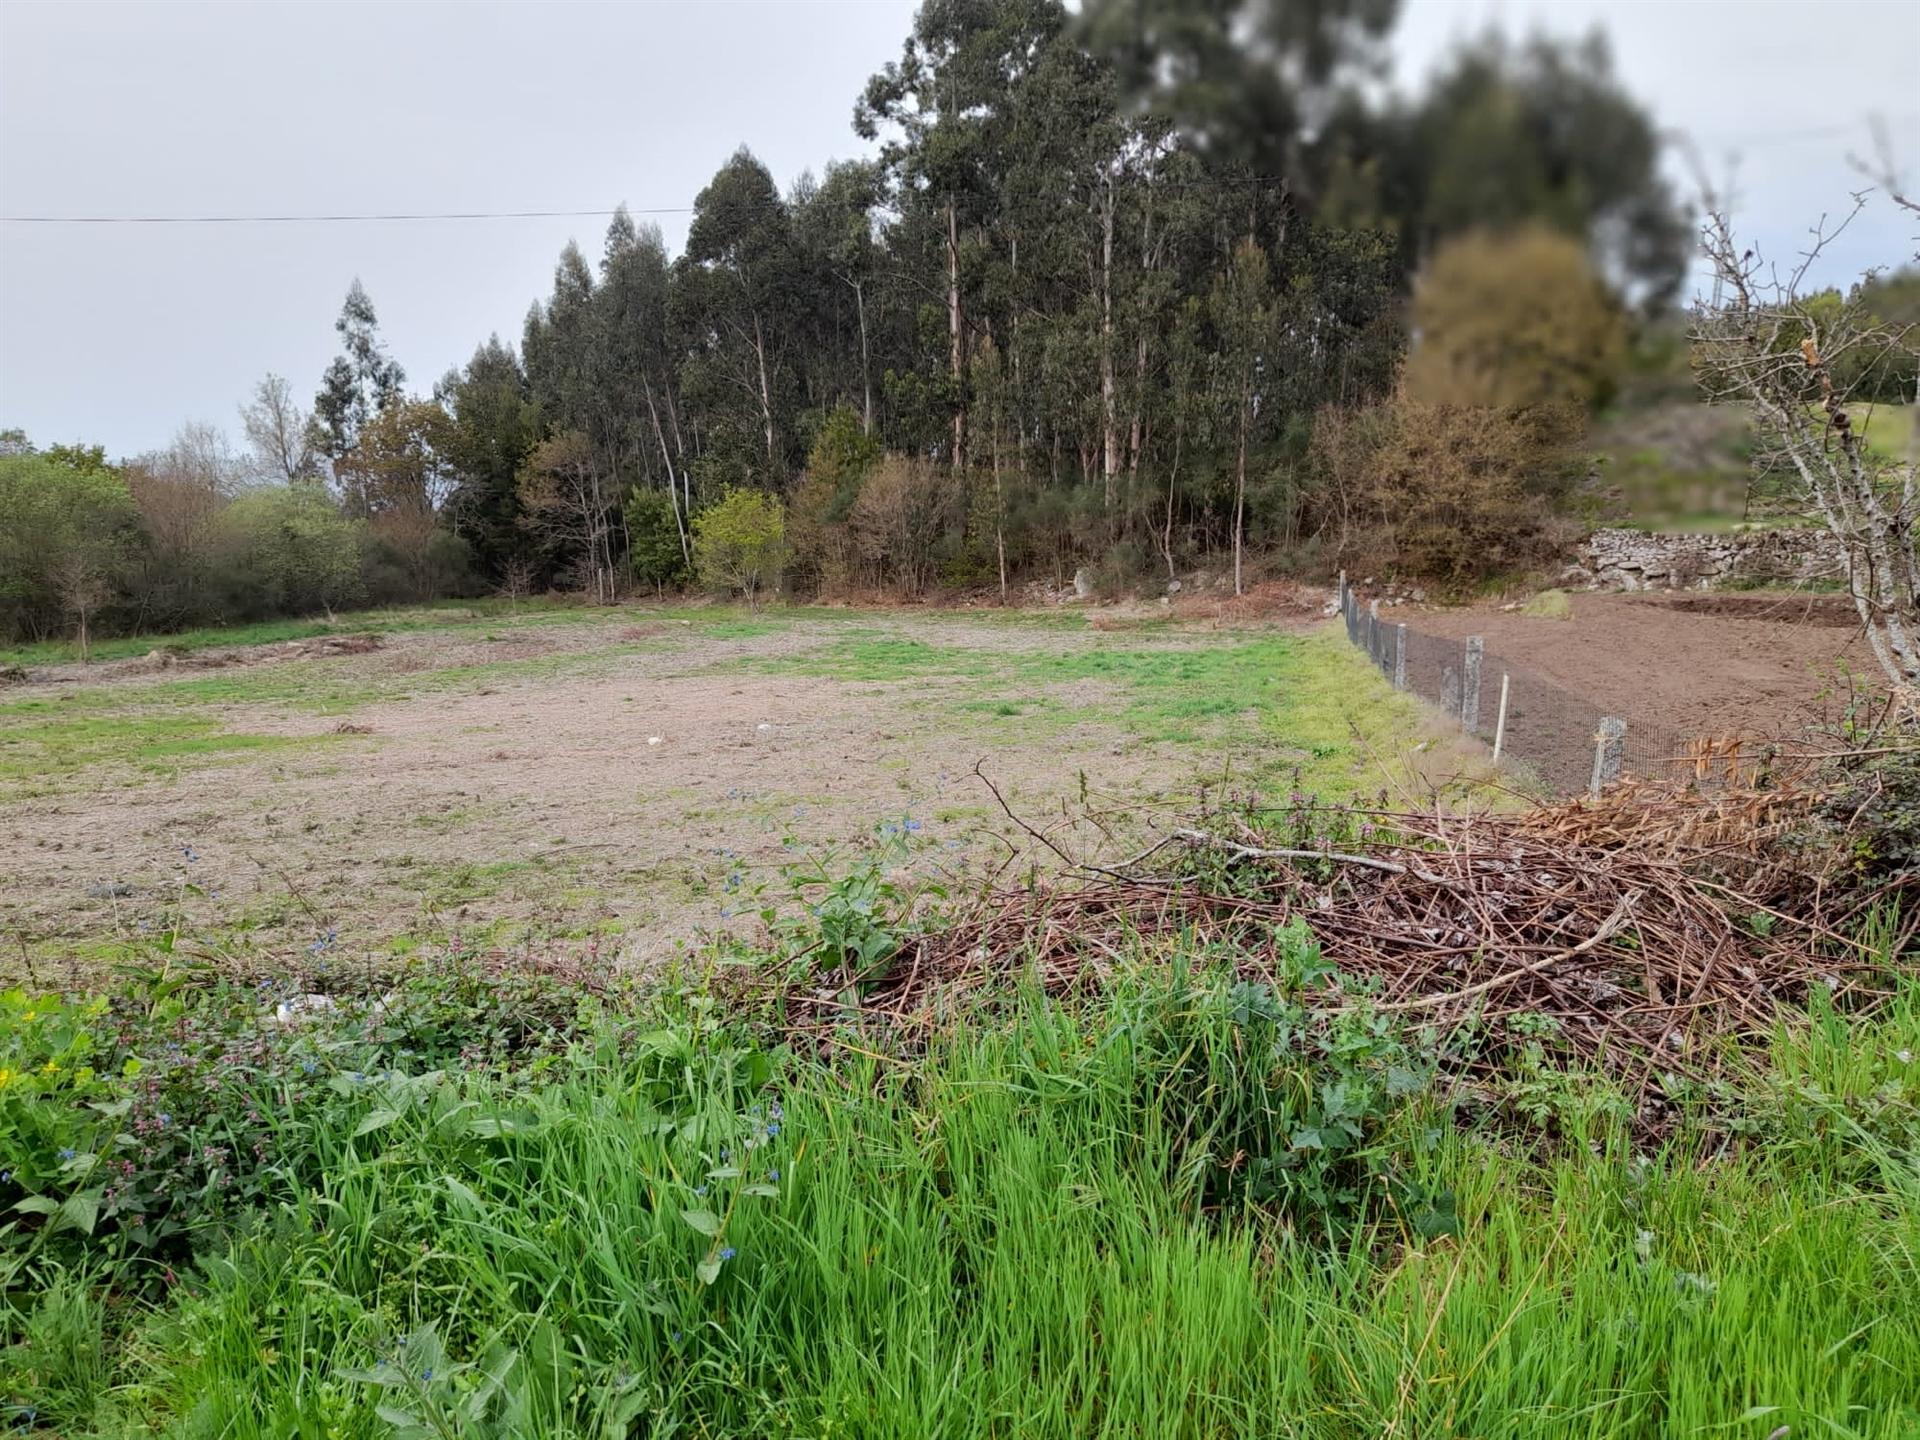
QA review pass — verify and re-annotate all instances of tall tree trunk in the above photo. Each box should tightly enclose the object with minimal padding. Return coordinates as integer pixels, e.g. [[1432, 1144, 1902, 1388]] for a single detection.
[[1164, 415, 1183, 582], [947, 197, 968, 472], [643, 376, 692, 567], [752, 309, 775, 469], [992, 401, 1007, 605], [1127, 332, 1147, 531], [1099, 172, 1118, 524], [853, 278, 873, 436], [1233, 382, 1249, 598]]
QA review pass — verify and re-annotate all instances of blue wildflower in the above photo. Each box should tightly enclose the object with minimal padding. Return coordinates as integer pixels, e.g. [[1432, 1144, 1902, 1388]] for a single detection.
[[766, 1122, 780, 1137], [58, 1148, 76, 1161], [718, 1246, 736, 1261], [767, 1169, 779, 1183]]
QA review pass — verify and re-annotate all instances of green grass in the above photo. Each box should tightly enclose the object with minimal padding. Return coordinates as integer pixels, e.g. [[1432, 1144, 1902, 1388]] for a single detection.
[[0, 705, 323, 794], [747, 624, 1444, 798], [1855, 403, 1915, 465], [0, 597, 639, 668], [13, 959, 1917, 1438], [1521, 588, 1574, 620]]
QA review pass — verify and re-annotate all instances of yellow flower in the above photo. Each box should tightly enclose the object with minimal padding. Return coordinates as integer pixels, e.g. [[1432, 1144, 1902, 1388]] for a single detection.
[[0, 1068, 14, 1090], [40, 1060, 59, 1076]]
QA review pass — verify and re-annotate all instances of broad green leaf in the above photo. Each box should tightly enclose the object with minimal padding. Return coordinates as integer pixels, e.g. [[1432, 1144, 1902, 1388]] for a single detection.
[[680, 1208, 722, 1237], [354, 1108, 401, 1137]]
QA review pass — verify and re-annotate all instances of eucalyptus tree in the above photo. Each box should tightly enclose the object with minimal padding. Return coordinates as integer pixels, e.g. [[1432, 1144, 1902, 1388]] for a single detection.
[[599, 210, 693, 562], [309, 280, 406, 462], [858, 0, 1077, 473], [790, 161, 886, 435], [440, 337, 542, 581], [677, 149, 803, 482]]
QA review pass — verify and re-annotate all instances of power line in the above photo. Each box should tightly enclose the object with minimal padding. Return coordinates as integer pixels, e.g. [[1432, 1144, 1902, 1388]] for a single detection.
[[0, 206, 693, 225]]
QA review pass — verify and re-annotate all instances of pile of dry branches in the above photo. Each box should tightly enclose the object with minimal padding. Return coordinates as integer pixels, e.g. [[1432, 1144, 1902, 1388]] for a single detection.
[[777, 775, 1913, 1104]]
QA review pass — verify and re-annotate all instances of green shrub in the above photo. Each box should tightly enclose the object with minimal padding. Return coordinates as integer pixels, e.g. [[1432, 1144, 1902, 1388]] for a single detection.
[[693, 489, 787, 608]]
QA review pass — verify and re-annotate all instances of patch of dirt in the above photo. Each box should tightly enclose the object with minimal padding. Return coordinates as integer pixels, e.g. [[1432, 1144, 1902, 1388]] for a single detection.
[[1649, 592, 1860, 627], [1406, 591, 1872, 742], [0, 613, 1230, 979], [137, 632, 386, 672]]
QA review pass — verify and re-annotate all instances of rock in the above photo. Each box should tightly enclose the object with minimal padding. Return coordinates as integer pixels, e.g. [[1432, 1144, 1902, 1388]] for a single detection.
[[1580, 527, 1844, 592], [647, 736, 663, 746], [1165, 579, 1182, 595], [86, 882, 135, 899], [1408, 587, 1427, 603], [756, 723, 773, 732], [1072, 566, 1094, 599], [268, 994, 338, 1027]]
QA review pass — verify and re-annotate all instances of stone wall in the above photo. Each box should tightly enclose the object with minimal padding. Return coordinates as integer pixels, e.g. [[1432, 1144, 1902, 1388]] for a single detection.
[[1577, 527, 1846, 591]]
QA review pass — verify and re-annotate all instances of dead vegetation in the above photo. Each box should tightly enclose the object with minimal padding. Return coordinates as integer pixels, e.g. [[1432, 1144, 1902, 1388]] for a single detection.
[[139, 631, 385, 672], [768, 765, 1915, 1129]]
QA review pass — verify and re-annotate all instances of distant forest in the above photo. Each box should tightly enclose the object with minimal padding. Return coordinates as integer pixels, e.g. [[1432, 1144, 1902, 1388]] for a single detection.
[[5, 0, 1917, 646]]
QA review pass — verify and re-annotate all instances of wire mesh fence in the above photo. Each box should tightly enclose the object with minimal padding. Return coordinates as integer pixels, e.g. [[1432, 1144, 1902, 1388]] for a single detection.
[[1338, 576, 1742, 795]]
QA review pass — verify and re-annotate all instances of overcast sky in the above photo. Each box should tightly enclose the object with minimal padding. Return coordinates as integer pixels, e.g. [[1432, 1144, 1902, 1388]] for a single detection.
[[2, 0, 1915, 460]]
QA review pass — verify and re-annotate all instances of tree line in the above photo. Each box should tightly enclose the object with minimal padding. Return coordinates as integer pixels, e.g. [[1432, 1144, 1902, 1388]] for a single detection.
[[18, 0, 1893, 649]]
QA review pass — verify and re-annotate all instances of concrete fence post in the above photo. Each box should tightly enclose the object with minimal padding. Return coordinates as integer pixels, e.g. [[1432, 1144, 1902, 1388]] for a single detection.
[[1367, 598, 1381, 670], [1393, 623, 1407, 690], [1589, 716, 1627, 797], [1461, 636, 1484, 734], [1491, 673, 1511, 762]]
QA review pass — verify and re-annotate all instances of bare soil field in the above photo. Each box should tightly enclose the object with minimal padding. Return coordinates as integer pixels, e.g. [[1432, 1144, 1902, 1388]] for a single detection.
[[1409, 590, 1872, 738], [4, 604, 1430, 980]]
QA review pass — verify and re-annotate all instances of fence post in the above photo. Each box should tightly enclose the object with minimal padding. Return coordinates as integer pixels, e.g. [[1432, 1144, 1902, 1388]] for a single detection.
[[1393, 623, 1407, 691], [1589, 716, 1626, 797], [1368, 598, 1381, 671], [1461, 636, 1484, 734], [1491, 673, 1511, 762]]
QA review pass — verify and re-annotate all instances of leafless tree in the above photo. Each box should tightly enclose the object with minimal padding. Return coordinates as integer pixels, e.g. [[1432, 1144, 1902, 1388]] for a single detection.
[[240, 373, 319, 483], [519, 430, 617, 604], [846, 455, 963, 595], [52, 552, 112, 662], [149, 421, 247, 495], [1693, 199, 1920, 691], [1850, 116, 1920, 223], [495, 556, 538, 611]]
